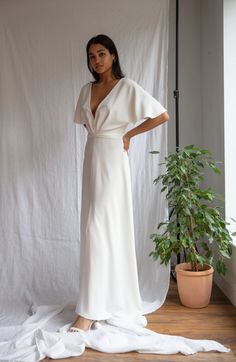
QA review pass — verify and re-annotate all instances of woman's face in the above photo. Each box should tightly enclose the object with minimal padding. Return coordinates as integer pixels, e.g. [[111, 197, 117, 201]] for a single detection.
[[88, 43, 115, 76]]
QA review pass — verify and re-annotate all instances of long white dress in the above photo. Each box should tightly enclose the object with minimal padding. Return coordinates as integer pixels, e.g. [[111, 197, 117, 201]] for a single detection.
[[74, 78, 167, 321]]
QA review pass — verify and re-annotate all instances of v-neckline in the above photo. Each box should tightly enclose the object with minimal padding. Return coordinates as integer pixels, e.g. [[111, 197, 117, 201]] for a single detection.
[[89, 78, 123, 118]]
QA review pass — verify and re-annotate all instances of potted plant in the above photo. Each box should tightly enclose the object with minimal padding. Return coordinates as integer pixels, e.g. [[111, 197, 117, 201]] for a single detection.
[[149, 145, 232, 308]]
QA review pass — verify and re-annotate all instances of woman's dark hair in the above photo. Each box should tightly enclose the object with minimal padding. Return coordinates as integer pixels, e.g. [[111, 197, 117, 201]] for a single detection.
[[86, 34, 124, 82]]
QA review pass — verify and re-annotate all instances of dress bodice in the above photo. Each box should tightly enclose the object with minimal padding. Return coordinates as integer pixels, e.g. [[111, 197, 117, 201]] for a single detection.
[[74, 78, 167, 138]]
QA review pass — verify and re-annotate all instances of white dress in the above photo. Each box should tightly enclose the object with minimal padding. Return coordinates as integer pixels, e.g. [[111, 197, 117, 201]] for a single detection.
[[74, 78, 167, 321]]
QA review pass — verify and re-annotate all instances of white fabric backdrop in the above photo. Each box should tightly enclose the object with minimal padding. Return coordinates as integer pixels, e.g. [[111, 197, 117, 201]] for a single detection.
[[0, 0, 169, 317], [0, 1, 231, 360]]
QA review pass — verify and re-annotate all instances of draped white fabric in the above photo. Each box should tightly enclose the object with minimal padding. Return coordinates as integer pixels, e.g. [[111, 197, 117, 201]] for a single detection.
[[0, 0, 169, 317], [0, 305, 230, 361], [0, 0, 230, 360]]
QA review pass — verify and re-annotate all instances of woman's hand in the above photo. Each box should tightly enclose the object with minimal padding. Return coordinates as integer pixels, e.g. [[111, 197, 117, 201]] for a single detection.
[[123, 133, 131, 152]]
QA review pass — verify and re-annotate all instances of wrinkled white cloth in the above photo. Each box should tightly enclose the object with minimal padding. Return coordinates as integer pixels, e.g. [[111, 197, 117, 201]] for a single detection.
[[0, 304, 230, 361], [0, 0, 170, 323]]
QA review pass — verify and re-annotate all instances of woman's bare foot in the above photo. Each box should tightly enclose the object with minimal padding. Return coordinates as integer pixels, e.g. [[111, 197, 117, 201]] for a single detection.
[[69, 315, 95, 332]]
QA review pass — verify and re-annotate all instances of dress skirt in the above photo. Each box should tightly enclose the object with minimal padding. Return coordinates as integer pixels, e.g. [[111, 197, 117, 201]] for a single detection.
[[75, 135, 143, 320]]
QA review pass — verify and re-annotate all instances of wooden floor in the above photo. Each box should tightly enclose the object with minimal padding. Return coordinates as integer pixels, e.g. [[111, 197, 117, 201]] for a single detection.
[[44, 280, 236, 362]]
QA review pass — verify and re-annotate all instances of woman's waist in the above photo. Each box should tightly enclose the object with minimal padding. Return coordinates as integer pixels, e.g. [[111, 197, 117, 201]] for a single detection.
[[87, 132, 123, 140]]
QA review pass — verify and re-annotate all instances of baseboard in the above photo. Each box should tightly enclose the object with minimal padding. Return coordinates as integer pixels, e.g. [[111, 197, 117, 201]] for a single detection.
[[214, 243, 236, 307]]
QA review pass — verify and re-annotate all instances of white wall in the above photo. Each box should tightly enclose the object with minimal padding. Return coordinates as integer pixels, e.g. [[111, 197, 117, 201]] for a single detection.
[[223, 0, 236, 242], [168, 0, 236, 307], [200, 0, 236, 307], [168, 0, 224, 188], [201, 0, 225, 196]]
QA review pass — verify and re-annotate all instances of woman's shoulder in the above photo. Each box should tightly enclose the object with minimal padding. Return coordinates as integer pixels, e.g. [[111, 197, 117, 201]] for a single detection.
[[120, 77, 144, 93], [121, 77, 138, 87], [78, 78, 140, 94], [76, 82, 91, 105], [78, 82, 91, 98], [80, 78, 136, 88], [80, 82, 91, 92], [121, 78, 148, 95]]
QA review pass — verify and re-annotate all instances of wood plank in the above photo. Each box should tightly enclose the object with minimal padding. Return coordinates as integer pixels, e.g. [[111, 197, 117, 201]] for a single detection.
[[43, 280, 236, 361]]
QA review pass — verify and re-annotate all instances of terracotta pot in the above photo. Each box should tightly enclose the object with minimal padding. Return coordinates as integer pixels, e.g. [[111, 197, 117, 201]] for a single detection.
[[175, 263, 214, 308]]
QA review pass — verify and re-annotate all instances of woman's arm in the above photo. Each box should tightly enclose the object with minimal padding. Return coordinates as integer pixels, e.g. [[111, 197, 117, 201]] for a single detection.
[[123, 111, 169, 151]]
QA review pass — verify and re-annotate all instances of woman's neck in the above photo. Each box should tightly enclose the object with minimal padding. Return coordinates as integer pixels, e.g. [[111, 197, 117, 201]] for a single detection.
[[98, 71, 117, 85]]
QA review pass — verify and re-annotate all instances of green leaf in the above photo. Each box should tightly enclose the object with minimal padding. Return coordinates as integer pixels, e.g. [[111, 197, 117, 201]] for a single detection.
[[219, 249, 231, 259], [216, 260, 227, 276]]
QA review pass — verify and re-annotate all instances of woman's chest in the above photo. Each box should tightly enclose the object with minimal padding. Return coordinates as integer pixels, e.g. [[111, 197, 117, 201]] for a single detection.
[[90, 82, 120, 116]]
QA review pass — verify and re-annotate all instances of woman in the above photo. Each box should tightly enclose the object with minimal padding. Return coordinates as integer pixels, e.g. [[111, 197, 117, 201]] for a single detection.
[[69, 34, 169, 332]]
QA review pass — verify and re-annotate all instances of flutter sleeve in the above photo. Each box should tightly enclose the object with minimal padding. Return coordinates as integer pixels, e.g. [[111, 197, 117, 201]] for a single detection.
[[125, 79, 167, 125]]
